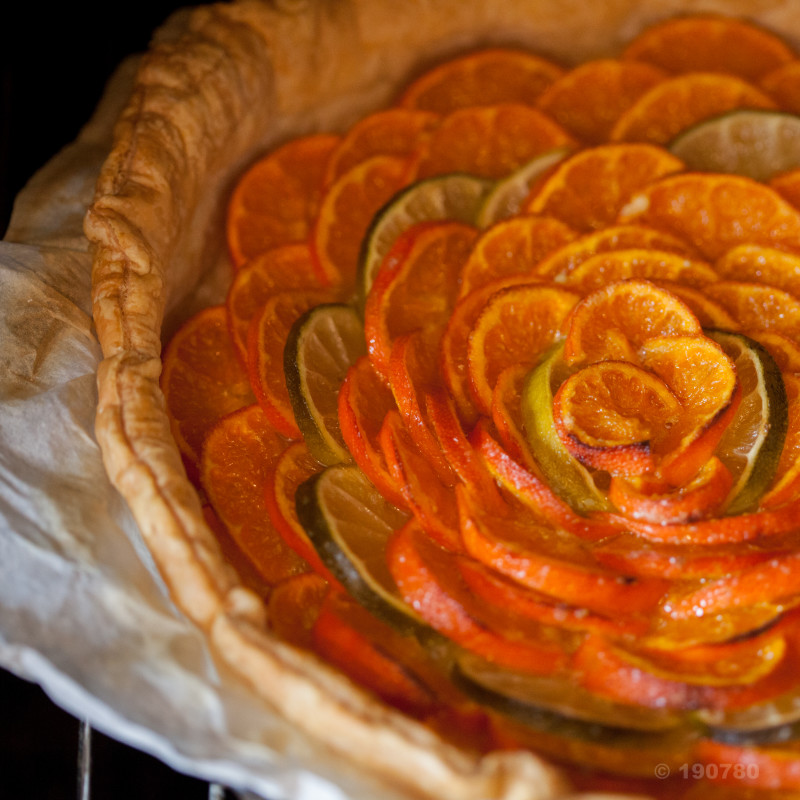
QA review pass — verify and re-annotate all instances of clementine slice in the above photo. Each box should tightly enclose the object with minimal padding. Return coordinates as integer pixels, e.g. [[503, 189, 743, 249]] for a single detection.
[[398, 48, 564, 113], [562, 280, 702, 366], [200, 404, 308, 585], [225, 244, 322, 364], [227, 134, 340, 268], [536, 58, 668, 144], [714, 244, 800, 297], [457, 215, 575, 298], [467, 283, 579, 415], [490, 365, 533, 466], [247, 288, 334, 438], [652, 282, 739, 329], [161, 305, 255, 482], [311, 154, 412, 289], [622, 15, 796, 80], [524, 143, 684, 231], [749, 331, 800, 373], [619, 173, 800, 259], [415, 104, 576, 180], [761, 60, 800, 114], [703, 281, 800, 340], [323, 108, 441, 187], [609, 72, 775, 145], [267, 572, 329, 650]]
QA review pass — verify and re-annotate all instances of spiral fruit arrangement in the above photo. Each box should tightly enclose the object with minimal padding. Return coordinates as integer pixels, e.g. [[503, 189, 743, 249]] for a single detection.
[[162, 15, 800, 797]]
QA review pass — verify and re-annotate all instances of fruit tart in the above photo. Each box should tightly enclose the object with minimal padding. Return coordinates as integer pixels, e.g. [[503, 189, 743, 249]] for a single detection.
[[86, 1, 800, 798]]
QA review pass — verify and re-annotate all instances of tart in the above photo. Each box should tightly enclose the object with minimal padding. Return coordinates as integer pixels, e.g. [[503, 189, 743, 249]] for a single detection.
[[86, 2, 800, 798]]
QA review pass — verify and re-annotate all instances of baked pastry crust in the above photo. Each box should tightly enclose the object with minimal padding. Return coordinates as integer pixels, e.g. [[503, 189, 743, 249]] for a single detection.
[[85, 1, 800, 797]]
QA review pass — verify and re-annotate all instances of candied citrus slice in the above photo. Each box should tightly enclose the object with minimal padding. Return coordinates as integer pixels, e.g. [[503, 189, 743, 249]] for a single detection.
[[619, 173, 800, 259], [715, 243, 800, 297], [491, 365, 534, 466], [225, 244, 322, 364], [467, 283, 579, 415], [323, 108, 441, 187], [284, 303, 366, 465], [621, 15, 796, 80], [564, 248, 717, 293], [552, 360, 683, 476], [364, 220, 478, 379], [709, 330, 789, 515], [161, 305, 255, 481], [704, 281, 800, 339], [536, 58, 668, 144], [761, 60, 800, 114], [311, 154, 412, 289], [669, 110, 800, 181], [457, 215, 575, 298], [337, 356, 405, 507], [610, 72, 775, 146], [398, 48, 564, 113], [247, 288, 333, 438], [749, 330, 800, 373], [524, 143, 684, 231], [201, 404, 308, 585], [696, 740, 800, 791], [227, 134, 340, 268], [652, 282, 739, 329], [415, 104, 576, 180], [294, 463, 418, 633], [762, 374, 800, 508], [476, 148, 573, 227], [357, 172, 492, 306], [521, 343, 612, 515], [562, 280, 702, 366], [267, 572, 329, 650]]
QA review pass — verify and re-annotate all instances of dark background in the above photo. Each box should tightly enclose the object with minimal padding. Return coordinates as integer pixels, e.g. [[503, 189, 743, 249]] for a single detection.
[[1, 3, 235, 798]]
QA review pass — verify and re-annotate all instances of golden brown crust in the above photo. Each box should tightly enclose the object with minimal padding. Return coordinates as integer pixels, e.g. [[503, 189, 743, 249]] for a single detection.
[[85, 1, 800, 797]]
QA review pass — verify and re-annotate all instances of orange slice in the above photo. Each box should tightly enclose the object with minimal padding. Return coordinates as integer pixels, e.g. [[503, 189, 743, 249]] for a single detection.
[[562, 280, 702, 366], [364, 220, 478, 380], [161, 305, 255, 482], [761, 60, 800, 114], [267, 572, 329, 650], [457, 215, 575, 298], [714, 243, 800, 297], [398, 48, 564, 113], [748, 330, 800, 372], [467, 283, 579, 415], [227, 134, 340, 268], [619, 173, 800, 259], [311, 155, 412, 289], [415, 104, 576, 180], [225, 244, 322, 364], [622, 16, 796, 80], [564, 248, 717, 293], [524, 143, 684, 231], [323, 108, 441, 187], [247, 288, 334, 438], [609, 72, 775, 145], [536, 58, 668, 144], [201, 404, 308, 585], [650, 281, 738, 329], [703, 281, 800, 339]]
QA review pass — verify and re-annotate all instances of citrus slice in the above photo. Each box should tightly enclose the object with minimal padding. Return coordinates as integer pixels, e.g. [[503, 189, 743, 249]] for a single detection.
[[294, 463, 417, 633], [761, 61, 800, 115], [357, 172, 493, 306], [714, 244, 800, 298], [267, 572, 329, 650], [704, 281, 800, 340], [536, 59, 668, 145], [708, 330, 789, 515], [414, 104, 576, 181], [284, 303, 367, 466], [226, 134, 340, 268], [398, 47, 564, 113], [621, 15, 796, 80], [668, 110, 800, 181], [521, 342, 612, 514], [524, 143, 684, 231], [476, 148, 572, 227], [609, 72, 776, 146]]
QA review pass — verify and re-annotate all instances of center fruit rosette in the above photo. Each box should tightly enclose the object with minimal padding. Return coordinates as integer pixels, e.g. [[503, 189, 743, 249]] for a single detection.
[[160, 17, 800, 793]]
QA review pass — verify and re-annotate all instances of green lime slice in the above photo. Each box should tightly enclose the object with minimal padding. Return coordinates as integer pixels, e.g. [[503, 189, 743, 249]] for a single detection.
[[284, 303, 366, 466], [476, 147, 572, 228], [357, 172, 493, 306], [668, 110, 800, 181], [707, 329, 788, 515], [295, 464, 422, 633], [521, 342, 612, 514]]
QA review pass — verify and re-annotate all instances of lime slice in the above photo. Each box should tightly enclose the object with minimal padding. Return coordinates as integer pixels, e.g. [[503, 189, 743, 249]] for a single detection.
[[707, 330, 788, 515], [476, 147, 571, 228], [668, 110, 800, 181], [295, 464, 421, 633], [284, 303, 367, 465], [357, 172, 493, 305], [521, 343, 612, 514]]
